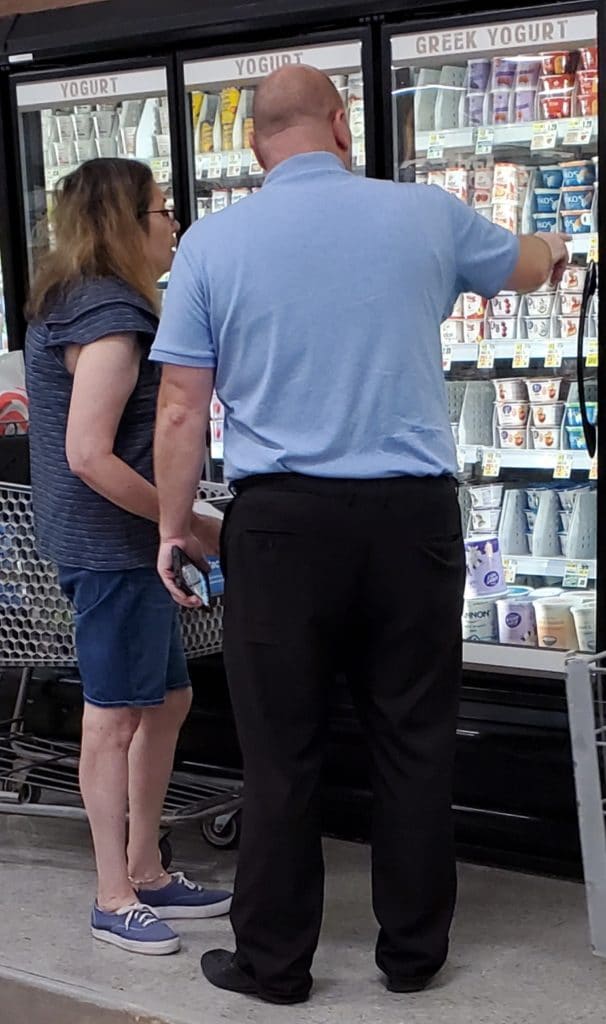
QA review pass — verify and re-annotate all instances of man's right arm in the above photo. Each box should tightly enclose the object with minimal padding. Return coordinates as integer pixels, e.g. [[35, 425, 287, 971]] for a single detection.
[[505, 231, 570, 293]]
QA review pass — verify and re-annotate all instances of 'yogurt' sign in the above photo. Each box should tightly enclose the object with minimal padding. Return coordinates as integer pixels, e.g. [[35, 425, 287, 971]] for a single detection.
[[393, 12, 596, 61], [59, 76, 119, 100], [234, 52, 304, 77]]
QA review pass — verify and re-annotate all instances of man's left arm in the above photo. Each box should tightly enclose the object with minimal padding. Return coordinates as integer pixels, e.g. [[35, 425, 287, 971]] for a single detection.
[[155, 364, 216, 606]]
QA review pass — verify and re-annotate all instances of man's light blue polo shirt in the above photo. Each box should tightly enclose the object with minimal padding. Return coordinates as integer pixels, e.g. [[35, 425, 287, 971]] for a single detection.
[[151, 152, 519, 481]]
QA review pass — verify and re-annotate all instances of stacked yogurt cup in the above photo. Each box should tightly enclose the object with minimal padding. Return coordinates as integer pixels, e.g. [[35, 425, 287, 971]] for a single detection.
[[463, 485, 506, 643]]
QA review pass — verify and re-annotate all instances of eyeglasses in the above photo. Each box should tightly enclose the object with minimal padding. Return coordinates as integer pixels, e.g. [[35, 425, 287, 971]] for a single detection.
[[140, 208, 177, 222]]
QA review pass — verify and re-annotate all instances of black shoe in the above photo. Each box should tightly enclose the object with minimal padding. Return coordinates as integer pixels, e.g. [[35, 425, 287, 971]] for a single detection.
[[201, 949, 310, 1005], [386, 973, 435, 993]]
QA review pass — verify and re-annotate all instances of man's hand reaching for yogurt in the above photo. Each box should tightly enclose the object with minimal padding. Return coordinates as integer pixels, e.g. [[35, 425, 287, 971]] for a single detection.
[[506, 231, 571, 292]]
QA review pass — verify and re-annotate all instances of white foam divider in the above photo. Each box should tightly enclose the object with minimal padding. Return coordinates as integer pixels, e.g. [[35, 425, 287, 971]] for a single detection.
[[499, 487, 529, 556], [459, 381, 495, 447], [567, 489, 597, 560], [531, 489, 561, 558]]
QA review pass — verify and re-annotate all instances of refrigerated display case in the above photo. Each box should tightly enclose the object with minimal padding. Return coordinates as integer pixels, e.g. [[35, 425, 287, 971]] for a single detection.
[[14, 65, 175, 278], [183, 40, 367, 224], [387, 9, 600, 677]]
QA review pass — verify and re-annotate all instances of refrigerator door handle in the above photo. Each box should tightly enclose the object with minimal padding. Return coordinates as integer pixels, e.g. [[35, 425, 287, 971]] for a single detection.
[[576, 259, 598, 458]]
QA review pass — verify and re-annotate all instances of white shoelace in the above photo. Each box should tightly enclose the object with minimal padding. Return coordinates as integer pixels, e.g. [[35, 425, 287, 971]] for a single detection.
[[116, 903, 160, 929], [172, 871, 205, 893]]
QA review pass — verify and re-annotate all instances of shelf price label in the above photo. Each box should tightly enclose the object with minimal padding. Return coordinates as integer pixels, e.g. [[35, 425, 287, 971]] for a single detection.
[[249, 155, 263, 175], [226, 151, 243, 177], [545, 342, 563, 368], [563, 118, 594, 146], [531, 121, 557, 151], [456, 447, 466, 474], [503, 559, 518, 585], [512, 342, 531, 369], [427, 132, 446, 160], [586, 338, 599, 368], [442, 345, 453, 372], [481, 448, 501, 478], [553, 452, 573, 479], [590, 455, 598, 480], [474, 127, 494, 156], [477, 342, 495, 369], [207, 153, 223, 179], [563, 560, 590, 589], [353, 138, 366, 168], [588, 233, 599, 264]]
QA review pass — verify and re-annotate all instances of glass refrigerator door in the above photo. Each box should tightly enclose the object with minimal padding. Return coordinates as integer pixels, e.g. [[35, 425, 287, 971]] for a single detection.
[[16, 66, 174, 279], [184, 40, 366, 475], [390, 11, 598, 672], [0, 259, 7, 351]]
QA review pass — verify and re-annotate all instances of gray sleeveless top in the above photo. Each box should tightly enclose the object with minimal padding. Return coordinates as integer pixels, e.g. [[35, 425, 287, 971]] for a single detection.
[[25, 277, 160, 570]]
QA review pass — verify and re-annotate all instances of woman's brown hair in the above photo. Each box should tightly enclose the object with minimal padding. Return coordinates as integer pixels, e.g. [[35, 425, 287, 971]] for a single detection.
[[27, 157, 159, 319]]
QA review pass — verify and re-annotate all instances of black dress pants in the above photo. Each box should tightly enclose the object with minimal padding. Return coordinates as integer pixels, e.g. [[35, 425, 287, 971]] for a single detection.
[[221, 473, 465, 1002]]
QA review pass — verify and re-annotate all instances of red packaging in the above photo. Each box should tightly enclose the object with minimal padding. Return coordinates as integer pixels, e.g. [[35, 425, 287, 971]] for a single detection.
[[580, 46, 597, 71], [577, 70, 598, 96], [542, 74, 575, 92], [578, 94, 598, 117], [540, 94, 572, 119], [541, 51, 570, 75]]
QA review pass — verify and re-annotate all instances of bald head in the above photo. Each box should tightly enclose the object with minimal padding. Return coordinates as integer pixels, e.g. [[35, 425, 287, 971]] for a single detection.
[[251, 65, 352, 172]]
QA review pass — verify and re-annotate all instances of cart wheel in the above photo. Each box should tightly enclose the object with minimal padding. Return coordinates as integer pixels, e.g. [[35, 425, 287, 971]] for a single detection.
[[201, 811, 241, 850], [159, 833, 173, 871]]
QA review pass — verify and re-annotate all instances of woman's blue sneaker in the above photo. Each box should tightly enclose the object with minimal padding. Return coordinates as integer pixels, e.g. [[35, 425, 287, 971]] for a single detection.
[[137, 872, 233, 920], [91, 902, 180, 955]]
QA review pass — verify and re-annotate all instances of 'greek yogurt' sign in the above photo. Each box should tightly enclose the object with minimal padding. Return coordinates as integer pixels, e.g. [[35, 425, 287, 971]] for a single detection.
[[17, 67, 167, 111], [392, 12, 596, 62]]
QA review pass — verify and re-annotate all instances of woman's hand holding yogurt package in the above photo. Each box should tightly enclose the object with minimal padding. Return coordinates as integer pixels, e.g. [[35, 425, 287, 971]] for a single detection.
[[534, 230, 572, 287]]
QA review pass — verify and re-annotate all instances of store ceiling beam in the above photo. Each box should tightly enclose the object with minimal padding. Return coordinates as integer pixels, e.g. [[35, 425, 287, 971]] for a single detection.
[[2, 0, 480, 63]]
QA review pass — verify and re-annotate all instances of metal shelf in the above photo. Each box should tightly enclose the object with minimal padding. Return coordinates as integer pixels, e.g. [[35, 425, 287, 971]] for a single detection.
[[505, 556, 597, 579], [444, 339, 582, 363], [416, 117, 598, 155], [463, 641, 566, 677]]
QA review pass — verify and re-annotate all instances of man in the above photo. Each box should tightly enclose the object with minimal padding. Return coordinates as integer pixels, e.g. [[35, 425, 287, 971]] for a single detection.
[[150, 66, 569, 1004]]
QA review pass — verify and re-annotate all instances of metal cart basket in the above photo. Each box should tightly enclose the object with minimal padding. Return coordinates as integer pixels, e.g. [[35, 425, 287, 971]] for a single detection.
[[0, 480, 242, 857], [565, 652, 606, 958]]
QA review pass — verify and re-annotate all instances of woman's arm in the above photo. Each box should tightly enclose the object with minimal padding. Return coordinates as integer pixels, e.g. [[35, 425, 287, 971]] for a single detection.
[[65, 334, 160, 522]]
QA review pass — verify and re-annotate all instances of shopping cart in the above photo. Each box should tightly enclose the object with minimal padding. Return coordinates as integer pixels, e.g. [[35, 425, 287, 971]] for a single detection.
[[565, 652, 606, 958], [0, 481, 242, 864]]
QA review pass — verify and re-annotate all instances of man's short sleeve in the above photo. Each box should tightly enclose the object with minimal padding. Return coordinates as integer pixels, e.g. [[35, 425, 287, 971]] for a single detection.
[[150, 227, 216, 369], [443, 189, 520, 299]]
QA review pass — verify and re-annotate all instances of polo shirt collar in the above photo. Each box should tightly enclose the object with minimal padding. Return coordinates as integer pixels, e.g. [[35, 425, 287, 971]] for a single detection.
[[264, 151, 348, 185]]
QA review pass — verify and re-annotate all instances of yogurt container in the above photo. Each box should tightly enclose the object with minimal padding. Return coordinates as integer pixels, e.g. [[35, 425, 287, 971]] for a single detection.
[[462, 595, 498, 642], [470, 507, 501, 533], [491, 58, 516, 88], [534, 596, 578, 650], [530, 402, 564, 427], [526, 292, 554, 316], [469, 484, 503, 509], [493, 378, 527, 402], [561, 186, 594, 211], [490, 292, 520, 317], [514, 60, 541, 88], [560, 265, 587, 292], [467, 58, 491, 91], [561, 211, 592, 234], [464, 536, 507, 598], [495, 400, 529, 427], [500, 427, 527, 449], [571, 597, 596, 653], [488, 316, 517, 339], [526, 378, 562, 402], [566, 426, 587, 450], [561, 161, 596, 187], [558, 316, 580, 338], [496, 592, 538, 646], [524, 316, 551, 340], [531, 426, 559, 450], [534, 188, 560, 214], [514, 89, 536, 123], [560, 292, 583, 316], [538, 166, 564, 189], [533, 212, 558, 232]]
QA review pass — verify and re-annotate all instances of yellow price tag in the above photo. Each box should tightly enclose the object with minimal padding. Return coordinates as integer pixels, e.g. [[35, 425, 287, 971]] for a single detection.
[[586, 338, 599, 367], [588, 233, 599, 263], [553, 453, 573, 479], [477, 342, 495, 369], [512, 342, 531, 369], [482, 449, 501, 478], [545, 342, 563, 368], [442, 345, 453, 372], [590, 455, 598, 480], [427, 131, 446, 160], [503, 559, 518, 585], [563, 560, 590, 589], [531, 120, 557, 151]]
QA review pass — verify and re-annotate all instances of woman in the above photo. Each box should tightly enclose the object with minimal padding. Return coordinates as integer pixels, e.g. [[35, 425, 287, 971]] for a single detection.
[[25, 158, 231, 956]]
